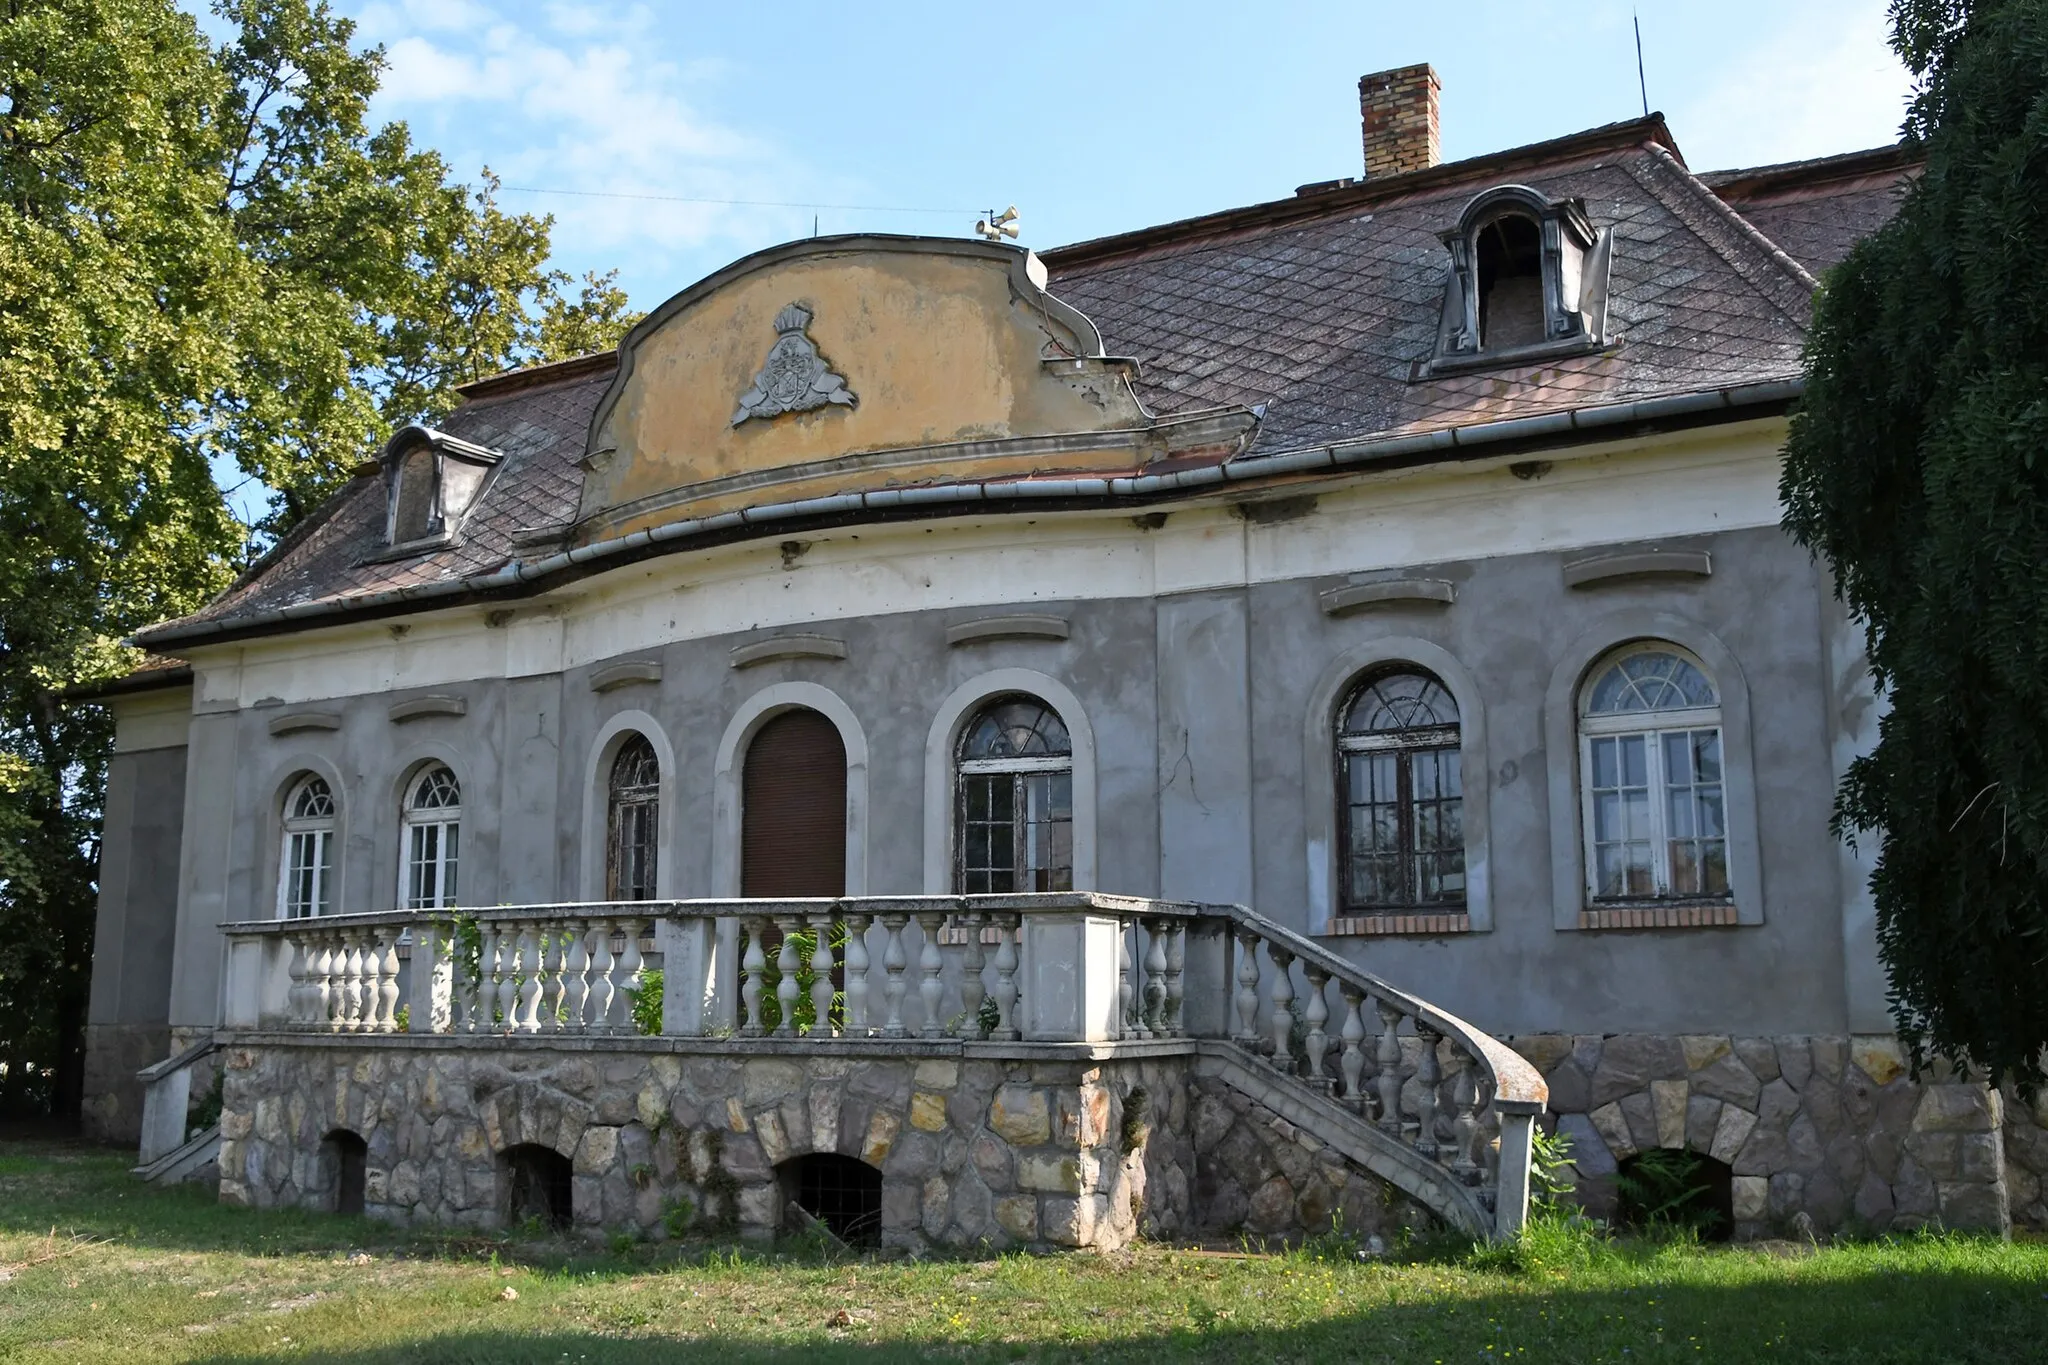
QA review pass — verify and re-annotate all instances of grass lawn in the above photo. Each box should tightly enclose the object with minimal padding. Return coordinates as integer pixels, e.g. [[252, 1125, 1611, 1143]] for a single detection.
[[0, 1140, 2043, 1362]]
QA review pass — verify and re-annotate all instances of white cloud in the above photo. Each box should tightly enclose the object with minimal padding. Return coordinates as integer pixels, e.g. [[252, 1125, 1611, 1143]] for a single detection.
[[1674, 2, 1914, 170], [358, 1, 842, 297]]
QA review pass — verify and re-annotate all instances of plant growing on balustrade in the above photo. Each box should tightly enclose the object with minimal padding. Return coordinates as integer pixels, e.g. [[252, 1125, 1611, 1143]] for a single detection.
[[741, 921, 846, 1036], [628, 970, 663, 1037]]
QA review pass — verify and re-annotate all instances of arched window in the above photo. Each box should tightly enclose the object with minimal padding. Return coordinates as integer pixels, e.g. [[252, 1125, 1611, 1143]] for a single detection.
[[400, 764, 461, 910], [1337, 670, 1464, 911], [606, 736, 660, 901], [279, 775, 337, 918], [957, 697, 1072, 893], [1476, 213, 1544, 349], [1578, 646, 1727, 901]]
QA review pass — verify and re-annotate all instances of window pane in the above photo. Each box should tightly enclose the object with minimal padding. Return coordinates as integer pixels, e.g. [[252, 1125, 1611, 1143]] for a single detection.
[[442, 822, 459, 907], [1620, 735, 1648, 788]]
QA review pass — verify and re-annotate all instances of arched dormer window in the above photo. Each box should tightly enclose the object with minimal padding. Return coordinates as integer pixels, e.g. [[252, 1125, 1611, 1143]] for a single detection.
[[1432, 185, 1611, 373], [957, 697, 1072, 893], [1337, 670, 1464, 913], [379, 425, 502, 553], [279, 775, 337, 918], [1577, 646, 1727, 902], [606, 736, 660, 901], [400, 764, 461, 910]]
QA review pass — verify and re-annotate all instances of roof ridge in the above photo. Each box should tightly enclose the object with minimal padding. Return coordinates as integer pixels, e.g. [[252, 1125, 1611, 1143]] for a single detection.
[[1042, 115, 1679, 273], [1633, 143, 1818, 319]]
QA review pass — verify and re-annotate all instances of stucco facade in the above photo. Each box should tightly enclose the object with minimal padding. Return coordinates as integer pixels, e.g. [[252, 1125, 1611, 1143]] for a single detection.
[[84, 88, 2017, 1238]]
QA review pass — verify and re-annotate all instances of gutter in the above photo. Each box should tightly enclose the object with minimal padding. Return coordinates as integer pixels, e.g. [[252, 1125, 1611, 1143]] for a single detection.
[[134, 377, 1802, 651]]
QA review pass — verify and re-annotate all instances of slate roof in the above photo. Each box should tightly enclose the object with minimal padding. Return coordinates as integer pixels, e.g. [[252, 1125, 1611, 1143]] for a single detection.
[[138, 121, 1918, 647], [1699, 144, 1917, 275]]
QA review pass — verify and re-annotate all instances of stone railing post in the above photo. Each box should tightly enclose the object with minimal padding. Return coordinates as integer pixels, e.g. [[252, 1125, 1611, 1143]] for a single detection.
[[407, 919, 454, 1033], [1493, 1101, 1543, 1239], [842, 912, 872, 1035], [879, 913, 910, 1038], [988, 911, 1021, 1041], [1302, 966, 1331, 1092], [808, 910, 837, 1038], [915, 910, 947, 1038], [1142, 918, 1169, 1037], [659, 913, 713, 1037], [1020, 906, 1121, 1042], [957, 911, 986, 1037], [739, 916, 769, 1037]]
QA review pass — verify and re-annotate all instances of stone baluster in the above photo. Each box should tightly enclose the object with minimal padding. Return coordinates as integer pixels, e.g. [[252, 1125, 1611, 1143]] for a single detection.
[[809, 911, 837, 1038], [1482, 1103, 1502, 1188], [1413, 1025, 1443, 1157], [989, 912, 1020, 1041], [1142, 918, 1169, 1037], [1163, 921, 1186, 1036], [512, 923, 542, 1032], [957, 911, 986, 1037], [375, 927, 402, 1033], [494, 920, 521, 1033], [879, 914, 910, 1038], [739, 917, 768, 1037], [1266, 945, 1296, 1072], [1375, 1000, 1404, 1135], [1301, 966, 1331, 1092], [561, 923, 591, 1033], [534, 920, 564, 1033], [1451, 1057, 1482, 1182], [614, 918, 646, 1033], [842, 912, 872, 1035], [585, 917, 615, 1035], [915, 911, 947, 1037], [285, 933, 310, 1027], [1232, 929, 1263, 1048], [340, 928, 367, 1032], [1118, 927, 1138, 1039], [310, 932, 337, 1030], [1339, 984, 1369, 1115], [773, 915, 803, 1038], [470, 921, 497, 1032]]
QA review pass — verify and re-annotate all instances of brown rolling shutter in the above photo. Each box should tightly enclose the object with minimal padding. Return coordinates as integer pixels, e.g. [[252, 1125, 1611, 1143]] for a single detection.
[[741, 708, 848, 897]]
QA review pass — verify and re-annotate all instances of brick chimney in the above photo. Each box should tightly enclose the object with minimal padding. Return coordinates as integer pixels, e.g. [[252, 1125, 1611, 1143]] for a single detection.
[[1359, 63, 1441, 178]]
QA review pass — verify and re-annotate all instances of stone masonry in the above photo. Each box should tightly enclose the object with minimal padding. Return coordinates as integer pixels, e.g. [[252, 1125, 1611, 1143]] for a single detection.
[[218, 1039, 1217, 1252], [1512, 1033, 2013, 1238]]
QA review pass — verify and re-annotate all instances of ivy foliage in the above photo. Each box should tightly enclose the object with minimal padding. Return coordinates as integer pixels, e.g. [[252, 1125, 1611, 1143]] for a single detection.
[[1781, 0, 2048, 1089], [0, 0, 637, 1116]]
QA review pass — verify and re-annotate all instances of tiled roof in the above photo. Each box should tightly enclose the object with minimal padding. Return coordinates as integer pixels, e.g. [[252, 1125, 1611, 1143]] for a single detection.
[[1700, 144, 1917, 274], [1044, 137, 1815, 455], [141, 123, 1913, 647]]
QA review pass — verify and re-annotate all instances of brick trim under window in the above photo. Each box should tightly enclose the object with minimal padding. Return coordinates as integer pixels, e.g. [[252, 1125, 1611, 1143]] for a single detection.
[[1327, 911, 1472, 937], [1578, 902, 1739, 930]]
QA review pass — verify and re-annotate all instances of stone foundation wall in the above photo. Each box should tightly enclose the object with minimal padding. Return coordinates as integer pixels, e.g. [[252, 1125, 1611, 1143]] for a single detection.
[[217, 1040, 1218, 1252], [1511, 1033, 2011, 1238], [1188, 1075, 1423, 1241], [80, 1022, 170, 1145], [2000, 1085, 2048, 1233]]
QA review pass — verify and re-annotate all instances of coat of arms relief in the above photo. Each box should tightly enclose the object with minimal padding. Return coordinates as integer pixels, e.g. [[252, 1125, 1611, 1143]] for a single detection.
[[730, 302, 857, 426]]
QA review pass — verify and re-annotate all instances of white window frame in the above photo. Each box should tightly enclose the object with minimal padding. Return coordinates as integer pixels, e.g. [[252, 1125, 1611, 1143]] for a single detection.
[[399, 765, 462, 911], [278, 775, 337, 919], [1576, 647, 1729, 904]]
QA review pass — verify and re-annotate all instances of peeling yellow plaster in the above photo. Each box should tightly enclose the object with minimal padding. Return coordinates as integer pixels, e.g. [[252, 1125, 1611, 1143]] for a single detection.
[[576, 241, 1153, 541]]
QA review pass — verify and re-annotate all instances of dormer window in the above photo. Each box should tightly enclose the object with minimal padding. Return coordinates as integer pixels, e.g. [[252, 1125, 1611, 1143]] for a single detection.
[[1428, 185, 1612, 375], [378, 425, 502, 553]]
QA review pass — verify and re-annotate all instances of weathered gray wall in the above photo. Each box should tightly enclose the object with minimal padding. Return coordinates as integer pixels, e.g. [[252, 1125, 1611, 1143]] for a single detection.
[[83, 742, 188, 1142], [157, 519, 1857, 1043]]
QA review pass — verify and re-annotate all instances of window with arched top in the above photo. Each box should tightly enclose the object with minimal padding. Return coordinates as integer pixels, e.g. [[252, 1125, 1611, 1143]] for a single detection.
[[606, 736, 660, 901], [957, 697, 1073, 893], [1337, 670, 1464, 912], [400, 764, 461, 910], [1476, 213, 1544, 349], [279, 775, 337, 918], [1578, 646, 1728, 902]]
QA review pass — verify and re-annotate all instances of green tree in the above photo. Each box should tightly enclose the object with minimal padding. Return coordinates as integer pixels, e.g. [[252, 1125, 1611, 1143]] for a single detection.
[[1781, 0, 2048, 1089], [0, 0, 636, 1117]]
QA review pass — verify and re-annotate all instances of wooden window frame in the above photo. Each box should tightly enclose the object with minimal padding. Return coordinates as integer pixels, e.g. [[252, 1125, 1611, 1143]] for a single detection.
[[278, 775, 336, 919], [399, 765, 461, 912], [606, 737, 660, 902], [954, 698, 1073, 895], [1335, 673, 1465, 917], [1576, 646, 1732, 908]]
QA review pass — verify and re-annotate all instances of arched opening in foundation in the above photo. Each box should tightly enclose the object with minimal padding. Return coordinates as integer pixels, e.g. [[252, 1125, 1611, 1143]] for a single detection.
[[1615, 1149, 1733, 1241], [320, 1129, 367, 1216], [779, 1153, 882, 1246], [501, 1144, 573, 1231]]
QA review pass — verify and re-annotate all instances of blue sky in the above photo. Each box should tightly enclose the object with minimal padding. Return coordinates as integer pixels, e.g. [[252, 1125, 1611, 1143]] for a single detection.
[[345, 0, 1914, 310]]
